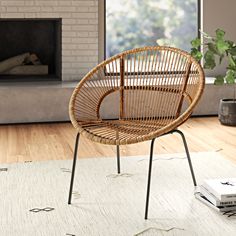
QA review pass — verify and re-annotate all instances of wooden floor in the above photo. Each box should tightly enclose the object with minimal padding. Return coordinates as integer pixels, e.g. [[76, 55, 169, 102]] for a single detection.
[[0, 117, 235, 164]]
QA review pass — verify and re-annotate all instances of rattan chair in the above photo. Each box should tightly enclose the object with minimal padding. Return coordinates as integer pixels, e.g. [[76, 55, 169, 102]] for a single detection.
[[68, 46, 205, 219]]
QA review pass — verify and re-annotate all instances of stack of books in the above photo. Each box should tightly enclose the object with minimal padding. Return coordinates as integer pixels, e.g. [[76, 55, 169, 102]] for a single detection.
[[195, 178, 236, 212]]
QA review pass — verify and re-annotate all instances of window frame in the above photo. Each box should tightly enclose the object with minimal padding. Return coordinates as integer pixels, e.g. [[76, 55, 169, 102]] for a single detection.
[[99, 0, 201, 61]]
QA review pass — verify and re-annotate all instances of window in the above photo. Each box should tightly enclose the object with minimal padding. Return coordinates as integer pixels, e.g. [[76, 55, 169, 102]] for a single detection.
[[106, 0, 199, 58]]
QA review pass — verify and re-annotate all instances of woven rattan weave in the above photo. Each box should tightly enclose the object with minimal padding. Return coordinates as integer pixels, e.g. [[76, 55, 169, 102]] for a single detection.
[[69, 46, 205, 145]]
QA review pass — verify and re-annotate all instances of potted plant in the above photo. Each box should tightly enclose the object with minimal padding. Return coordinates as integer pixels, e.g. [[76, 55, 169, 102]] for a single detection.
[[190, 29, 236, 126]]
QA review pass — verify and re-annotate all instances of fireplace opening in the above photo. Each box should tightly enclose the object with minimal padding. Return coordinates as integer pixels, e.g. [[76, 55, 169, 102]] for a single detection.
[[0, 18, 62, 82]]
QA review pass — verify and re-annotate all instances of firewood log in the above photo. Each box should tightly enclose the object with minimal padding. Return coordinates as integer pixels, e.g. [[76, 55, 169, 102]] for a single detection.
[[0, 53, 30, 73], [3, 65, 48, 75], [24, 54, 42, 65]]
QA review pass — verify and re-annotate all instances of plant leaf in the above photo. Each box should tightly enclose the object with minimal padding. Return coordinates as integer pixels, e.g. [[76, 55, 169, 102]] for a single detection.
[[208, 42, 220, 55], [214, 29, 230, 55], [204, 50, 216, 69], [227, 65, 236, 71], [226, 40, 234, 48], [191, 38, 201, 48], [191, 48, 202, 61], [228, 54, 236, 67], [216, 40, 230, 55], [225, 70, 236, 84], [216, 29, 225, 40], [229, 46, 236, 56], [214, 75, 224, 85]]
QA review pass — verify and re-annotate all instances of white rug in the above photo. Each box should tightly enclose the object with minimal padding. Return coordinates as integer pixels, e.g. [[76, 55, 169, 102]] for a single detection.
[[1, 152, 236, 236]]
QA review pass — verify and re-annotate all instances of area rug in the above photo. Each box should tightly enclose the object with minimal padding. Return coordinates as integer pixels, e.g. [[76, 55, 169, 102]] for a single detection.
[[1, 152, 236, 236]]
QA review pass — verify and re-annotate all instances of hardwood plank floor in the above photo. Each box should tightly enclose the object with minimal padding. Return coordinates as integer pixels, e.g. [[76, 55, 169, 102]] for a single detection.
[[0, 117, 235, 164]]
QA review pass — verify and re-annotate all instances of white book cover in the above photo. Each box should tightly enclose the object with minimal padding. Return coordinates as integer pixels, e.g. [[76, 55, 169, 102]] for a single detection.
[[200, 186, 236, 206], [203, 178, 236, 201]]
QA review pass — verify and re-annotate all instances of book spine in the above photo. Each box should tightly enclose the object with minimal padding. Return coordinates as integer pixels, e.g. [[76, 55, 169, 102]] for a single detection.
[[195, 193, 236, 212], [221, 195, 236, 201], [219, 205, 236, 212], [219, 200, 236, 206]]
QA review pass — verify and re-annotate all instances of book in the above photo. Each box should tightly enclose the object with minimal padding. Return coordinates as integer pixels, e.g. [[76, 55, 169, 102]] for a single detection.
[[202, 178, 236, 201], [200, 185, 236, 206], [195, 192, 236, 212]]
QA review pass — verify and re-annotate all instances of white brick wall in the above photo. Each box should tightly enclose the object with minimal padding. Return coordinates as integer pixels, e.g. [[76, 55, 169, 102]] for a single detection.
[[0, 0, 99, 81]]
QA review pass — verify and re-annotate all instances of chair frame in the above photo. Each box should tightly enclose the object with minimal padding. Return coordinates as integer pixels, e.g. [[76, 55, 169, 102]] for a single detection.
[[68, 129, 197, 219], [67, 46, 204, 219]]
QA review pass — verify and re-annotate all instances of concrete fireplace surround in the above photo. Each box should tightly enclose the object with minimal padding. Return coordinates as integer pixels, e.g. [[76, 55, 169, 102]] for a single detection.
[[0, 0, 99, 123], [0, 79, 235, 123], [0, 0, 236, 123]]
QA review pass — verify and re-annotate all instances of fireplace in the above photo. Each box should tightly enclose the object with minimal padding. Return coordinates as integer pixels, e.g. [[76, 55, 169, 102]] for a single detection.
[[0, 19, 62, 82]]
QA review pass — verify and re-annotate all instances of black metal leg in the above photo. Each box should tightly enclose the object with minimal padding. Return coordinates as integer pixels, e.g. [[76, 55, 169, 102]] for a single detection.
[[145, 138, 156, 220], [172, 130, 197, 186], [68, 133, 80, 204], [116, 145, 121, 174]]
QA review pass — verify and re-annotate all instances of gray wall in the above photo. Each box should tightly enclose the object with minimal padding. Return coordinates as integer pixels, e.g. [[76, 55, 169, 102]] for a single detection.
[[202, 0, 236, 77]]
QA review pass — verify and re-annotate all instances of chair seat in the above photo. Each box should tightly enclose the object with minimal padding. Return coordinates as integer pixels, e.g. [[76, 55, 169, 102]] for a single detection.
[[77, 118, 175, 145]]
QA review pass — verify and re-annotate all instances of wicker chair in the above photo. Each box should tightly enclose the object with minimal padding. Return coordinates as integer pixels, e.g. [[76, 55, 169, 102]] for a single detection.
[[68, 46, 205, 219]]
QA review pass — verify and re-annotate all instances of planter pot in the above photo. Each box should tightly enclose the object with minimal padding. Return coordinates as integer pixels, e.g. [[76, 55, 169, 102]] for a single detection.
[[218, 99, 236, 126]]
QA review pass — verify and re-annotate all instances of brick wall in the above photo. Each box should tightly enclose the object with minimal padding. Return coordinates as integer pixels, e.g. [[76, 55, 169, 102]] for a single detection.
[[0, 0, 99, 81]]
